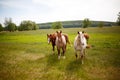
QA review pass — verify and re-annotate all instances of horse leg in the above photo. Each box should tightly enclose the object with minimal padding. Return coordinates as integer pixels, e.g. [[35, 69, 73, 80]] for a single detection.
[[83, 49, 86, 58], [75, 51, 78, 59], [57, 48, 60, 59], [61, 45, 67, 59], [62, 46, 66, 59], [80, 50, 84, 64], [52, 44, 55, 54]]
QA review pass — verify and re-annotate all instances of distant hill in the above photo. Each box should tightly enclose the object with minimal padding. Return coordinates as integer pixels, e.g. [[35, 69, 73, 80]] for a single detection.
[[37, 20, 115, 29]]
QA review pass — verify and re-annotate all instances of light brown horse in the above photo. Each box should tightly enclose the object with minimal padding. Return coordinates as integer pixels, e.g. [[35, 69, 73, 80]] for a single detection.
[[47, 32, 70, 54], [56, 30, 67, 59]]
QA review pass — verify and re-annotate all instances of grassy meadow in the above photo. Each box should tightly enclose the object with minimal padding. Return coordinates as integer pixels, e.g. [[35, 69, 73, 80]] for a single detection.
[[0, 26, 120, 80]]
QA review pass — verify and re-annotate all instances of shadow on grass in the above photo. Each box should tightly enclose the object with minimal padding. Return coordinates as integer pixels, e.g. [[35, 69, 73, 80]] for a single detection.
[[46, 54, 60, 67], [66, 59, 82, 74]]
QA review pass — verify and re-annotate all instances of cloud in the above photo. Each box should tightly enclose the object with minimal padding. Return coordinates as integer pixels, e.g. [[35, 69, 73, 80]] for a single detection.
[[0, 0, 120, 25], [0, 0, 28, 10]]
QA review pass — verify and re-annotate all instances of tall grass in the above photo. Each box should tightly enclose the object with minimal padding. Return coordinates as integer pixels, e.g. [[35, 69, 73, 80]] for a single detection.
[[0, 27, 120, 80]]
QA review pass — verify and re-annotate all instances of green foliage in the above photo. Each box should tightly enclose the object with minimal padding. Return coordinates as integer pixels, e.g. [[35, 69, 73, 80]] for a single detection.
[[82, 18, 91, 28], [98, 22, 104, 28], [4, 18, 16, 32], [7, 23, 16, 32], [19, 20, 38, 31], [52, 21, 63, 29], [116, 12, 120, 26], [0, 23, 3, 31], [38, 20, 114, 29], [4, 17, 12, 27], [32, 22, 39, 30]]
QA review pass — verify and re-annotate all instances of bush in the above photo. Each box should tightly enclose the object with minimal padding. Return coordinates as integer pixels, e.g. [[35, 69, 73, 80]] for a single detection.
[[7, 23, 16, 32], [0, 23, 3, 32], [18, 20, 38, 31], [82, 18, 91, 28], [116, 12, 120, 26], [52, 22, 63, 29], [4, 23, 16, 32], [98, 22, 104, 28]]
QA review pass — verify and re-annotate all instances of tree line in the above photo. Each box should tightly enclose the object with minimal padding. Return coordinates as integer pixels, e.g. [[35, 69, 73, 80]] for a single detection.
[[51, 12, 120, 29], [50, 18, 111, 29], [0, 18, 38, 32]]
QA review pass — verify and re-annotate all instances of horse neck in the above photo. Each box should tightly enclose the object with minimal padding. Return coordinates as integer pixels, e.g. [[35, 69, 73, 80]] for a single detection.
[[57, 36, 62, 43], [50, 36, 56, 44]]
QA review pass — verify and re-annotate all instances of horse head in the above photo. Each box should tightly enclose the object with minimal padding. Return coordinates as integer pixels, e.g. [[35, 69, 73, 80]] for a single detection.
[[77, 31, 84, 45], [47, 34, 52, 44], [56, 30, 63, 43]]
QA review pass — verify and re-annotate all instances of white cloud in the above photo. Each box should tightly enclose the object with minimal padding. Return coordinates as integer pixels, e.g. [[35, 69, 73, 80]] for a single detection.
[[0, 0, 120, 25]]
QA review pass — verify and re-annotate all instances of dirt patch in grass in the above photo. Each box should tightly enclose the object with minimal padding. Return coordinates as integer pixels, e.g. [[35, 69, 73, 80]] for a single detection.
[[21, 53, 45, 61]]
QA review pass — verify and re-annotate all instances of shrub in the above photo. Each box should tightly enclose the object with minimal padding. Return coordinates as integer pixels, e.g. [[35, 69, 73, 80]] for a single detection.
[[52, 22, 63, 29]]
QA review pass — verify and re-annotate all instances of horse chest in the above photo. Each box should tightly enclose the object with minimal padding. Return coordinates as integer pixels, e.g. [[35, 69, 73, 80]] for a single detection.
[[56, 36, 66, 48], [75, 44, 82, 50]]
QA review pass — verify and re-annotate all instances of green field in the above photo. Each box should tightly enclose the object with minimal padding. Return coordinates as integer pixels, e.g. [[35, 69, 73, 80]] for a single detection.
[[0, 27, 120, 80]]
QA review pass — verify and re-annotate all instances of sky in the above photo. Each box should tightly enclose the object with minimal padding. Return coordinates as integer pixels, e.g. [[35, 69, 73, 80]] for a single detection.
[[0, 0, 120, 26]]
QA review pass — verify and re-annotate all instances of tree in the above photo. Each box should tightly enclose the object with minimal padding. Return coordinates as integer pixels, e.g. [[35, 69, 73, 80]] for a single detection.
[[0, 23, 3, 32], [19, 20, 38, 31], [98, 21, 104, 28], [32, 22, 38, 30], [116, 12, 120, 26], [4, 18, 12, 27], [7, 23, 16, 32], [4, 18, 16, 31], [52, 22, 63, 29], [82, 18, 91, 28]]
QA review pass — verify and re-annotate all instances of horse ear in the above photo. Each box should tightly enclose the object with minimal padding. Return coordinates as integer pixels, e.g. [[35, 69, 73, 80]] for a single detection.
[[77, 31, 79, 34], [82, 31, 85, 33], [56, 31, 58, 33], [60, 30, 62, 33], [47, 34, 49, 36]]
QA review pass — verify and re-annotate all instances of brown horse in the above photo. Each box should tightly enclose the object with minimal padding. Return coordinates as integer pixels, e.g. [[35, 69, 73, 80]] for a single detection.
[[56, 31, 67, 59], [47, 32, 70, 54], [47, 33, 56, 53]]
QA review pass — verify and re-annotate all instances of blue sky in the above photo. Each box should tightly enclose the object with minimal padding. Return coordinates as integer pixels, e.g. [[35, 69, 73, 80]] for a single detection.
[[0, 0, 120, 25]]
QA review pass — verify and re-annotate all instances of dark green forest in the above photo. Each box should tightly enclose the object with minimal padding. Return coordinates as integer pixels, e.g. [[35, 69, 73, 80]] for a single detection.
[[38, 20, 115, 29]]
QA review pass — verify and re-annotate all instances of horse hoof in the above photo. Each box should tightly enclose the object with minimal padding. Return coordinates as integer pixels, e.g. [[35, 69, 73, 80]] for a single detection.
[[70, 44, 73, 47], [58, 56, 60, 59], [81, 61, 84, 64]]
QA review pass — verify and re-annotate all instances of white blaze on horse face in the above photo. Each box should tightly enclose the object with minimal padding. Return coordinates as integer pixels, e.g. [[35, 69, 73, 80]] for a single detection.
[[48, 38, 50, 44], [79, 32, 87, 48], [79, 32, 84, 44]]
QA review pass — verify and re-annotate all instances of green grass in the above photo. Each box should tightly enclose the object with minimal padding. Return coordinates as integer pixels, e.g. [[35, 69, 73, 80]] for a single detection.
[[0, 26, 120, 80]]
